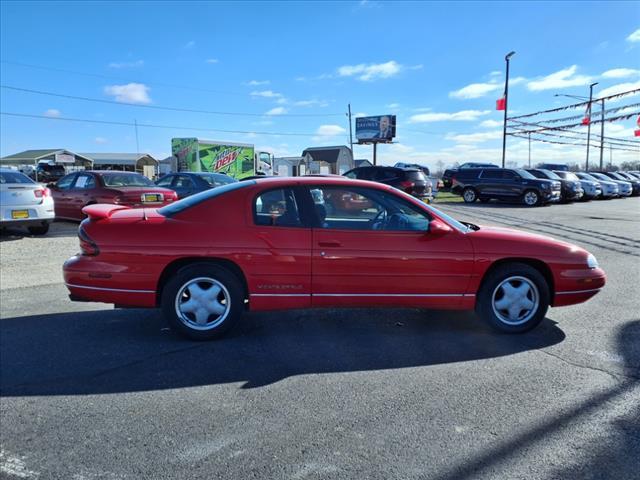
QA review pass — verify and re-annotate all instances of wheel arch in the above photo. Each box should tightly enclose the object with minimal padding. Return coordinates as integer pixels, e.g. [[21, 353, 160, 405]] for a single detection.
[[156, 257, 249, 308], [477, 257, 555, 306]]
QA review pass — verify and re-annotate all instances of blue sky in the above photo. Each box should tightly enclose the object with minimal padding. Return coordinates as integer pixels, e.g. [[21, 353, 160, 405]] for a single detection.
[[1, 0, 639, 168]]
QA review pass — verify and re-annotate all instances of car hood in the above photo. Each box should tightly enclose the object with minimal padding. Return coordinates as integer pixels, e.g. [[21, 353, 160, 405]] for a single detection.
[[467, 225, 588, 259]]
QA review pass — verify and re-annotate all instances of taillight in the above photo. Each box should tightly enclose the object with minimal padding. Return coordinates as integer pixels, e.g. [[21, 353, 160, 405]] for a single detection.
[[34, 188, 49, 198], [400, 180, 414, 192], [78, 225, 100, 256]]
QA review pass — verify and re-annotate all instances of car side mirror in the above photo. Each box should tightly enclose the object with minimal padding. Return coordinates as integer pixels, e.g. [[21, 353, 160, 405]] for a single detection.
[[428, 219, 453, 236]]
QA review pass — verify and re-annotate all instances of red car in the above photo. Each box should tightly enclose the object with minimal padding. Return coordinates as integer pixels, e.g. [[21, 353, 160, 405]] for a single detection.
[[50, 171, 177, 221], [63, 177, 605, 340]]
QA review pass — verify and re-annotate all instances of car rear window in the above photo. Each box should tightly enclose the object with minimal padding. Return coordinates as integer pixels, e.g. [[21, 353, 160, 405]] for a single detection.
[[0, 171, 35, 184], [405, 170, 426, 181], [196, 173, 237, 187], [159, 180, 255, 217], [101, 173, 155, 187]]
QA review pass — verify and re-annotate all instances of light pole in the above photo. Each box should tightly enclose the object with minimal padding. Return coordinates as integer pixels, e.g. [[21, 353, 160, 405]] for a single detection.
[[501, 51, 516, 168], [555, 88, 604, 170]]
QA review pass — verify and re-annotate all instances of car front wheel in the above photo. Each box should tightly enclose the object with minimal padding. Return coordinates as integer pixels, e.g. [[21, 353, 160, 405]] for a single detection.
[[462, 187, 478, 203], [522, 190, 540, 207], [161, 263, 244, 340], [476, 263, 550, 333]]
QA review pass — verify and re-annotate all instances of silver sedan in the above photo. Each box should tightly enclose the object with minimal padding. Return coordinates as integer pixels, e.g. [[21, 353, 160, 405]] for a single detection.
[[0, 168, 55, 235]]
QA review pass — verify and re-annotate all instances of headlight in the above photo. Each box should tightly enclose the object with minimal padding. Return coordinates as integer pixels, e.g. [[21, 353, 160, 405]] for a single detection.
[[587, 254, 598, 269]]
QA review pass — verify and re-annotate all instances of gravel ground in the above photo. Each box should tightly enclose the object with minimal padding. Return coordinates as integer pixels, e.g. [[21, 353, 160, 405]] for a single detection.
[[1, 198, 639, 479]]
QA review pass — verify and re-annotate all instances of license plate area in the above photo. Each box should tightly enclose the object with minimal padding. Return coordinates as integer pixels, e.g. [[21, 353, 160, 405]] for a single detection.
[[11, 210, 29, 219], [141, 193, 163, 203]]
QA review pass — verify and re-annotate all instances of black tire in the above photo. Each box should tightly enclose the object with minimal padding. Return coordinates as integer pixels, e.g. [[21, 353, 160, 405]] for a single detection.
[[522, 189, 540, 207], [479, 197, 491, 203], [160, 263, 244, 340], [27, 223, 49, 235], [462, 187, 478, 203], [476, 262, 550, 333]]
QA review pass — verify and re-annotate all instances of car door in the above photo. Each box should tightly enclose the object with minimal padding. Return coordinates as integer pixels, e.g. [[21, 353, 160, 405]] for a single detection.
[[69, 173, 99, 219], [308, 185, 474, 309], [477, 169, 502, 197], [500, 170, 520, 198], [50, 173, 77, 219], [172, 174, 197, 199], [246, 186, 313, 311]]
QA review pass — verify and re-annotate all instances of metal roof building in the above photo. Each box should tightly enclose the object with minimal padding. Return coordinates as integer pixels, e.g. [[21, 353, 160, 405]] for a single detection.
[[0, 149, 93, 168], [80, 153, 158, 169]]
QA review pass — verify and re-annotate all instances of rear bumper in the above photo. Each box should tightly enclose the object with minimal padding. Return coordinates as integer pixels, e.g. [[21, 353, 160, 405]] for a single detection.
[[0, 200, 55, 226]]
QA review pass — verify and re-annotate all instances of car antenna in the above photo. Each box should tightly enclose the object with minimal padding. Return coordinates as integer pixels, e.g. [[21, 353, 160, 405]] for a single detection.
[[142, 207, 147, 221]]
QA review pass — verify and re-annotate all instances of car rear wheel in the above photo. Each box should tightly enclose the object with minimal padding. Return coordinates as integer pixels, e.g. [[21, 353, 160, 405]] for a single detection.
[[476, 263, 549, 333], [27, 223, 49, 235], [462, 187, 478, 203], [161, 263, 244, 340], [523, 189, 540, 207]]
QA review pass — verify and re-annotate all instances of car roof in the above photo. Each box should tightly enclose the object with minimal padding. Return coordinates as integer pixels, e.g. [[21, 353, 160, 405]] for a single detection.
[[84, 170, 143, 175]]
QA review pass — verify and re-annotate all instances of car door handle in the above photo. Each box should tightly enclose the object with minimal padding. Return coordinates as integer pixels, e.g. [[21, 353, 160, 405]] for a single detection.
[[318, 241, 341, 247]]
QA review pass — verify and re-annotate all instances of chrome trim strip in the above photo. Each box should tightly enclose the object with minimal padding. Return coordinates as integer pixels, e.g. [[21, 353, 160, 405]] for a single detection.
[[250, 294, 311, 297], [555, 288, 601, 295], [65, 283, 155, 294], [314, 293, 469, 297]]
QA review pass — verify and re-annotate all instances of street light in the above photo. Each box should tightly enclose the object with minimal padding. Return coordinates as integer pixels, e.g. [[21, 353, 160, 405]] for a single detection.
[[501, 51, 516, 168], [555, 86, 604, 171]]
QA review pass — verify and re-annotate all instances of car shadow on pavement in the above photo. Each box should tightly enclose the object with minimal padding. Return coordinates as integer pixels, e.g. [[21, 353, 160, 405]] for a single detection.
[[0, 220, 78, 241], [0, 307, 565, 397], [428, 319, 640, 480]]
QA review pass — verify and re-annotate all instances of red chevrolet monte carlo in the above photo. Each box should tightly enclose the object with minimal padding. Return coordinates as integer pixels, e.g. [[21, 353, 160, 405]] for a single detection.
[[50, 171, 177, 221], [63, 177, 606, 340]]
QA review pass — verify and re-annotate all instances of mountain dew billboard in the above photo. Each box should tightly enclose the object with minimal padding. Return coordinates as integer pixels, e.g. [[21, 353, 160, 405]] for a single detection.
[[172, 138, 255, 179]]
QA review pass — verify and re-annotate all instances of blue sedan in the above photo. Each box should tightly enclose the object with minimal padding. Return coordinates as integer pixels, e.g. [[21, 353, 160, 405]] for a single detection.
[[155, 172, 237, 199]]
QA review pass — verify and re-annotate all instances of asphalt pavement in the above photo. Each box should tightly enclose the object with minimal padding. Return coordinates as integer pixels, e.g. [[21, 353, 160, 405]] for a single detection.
[[1, 197, 639, 479]]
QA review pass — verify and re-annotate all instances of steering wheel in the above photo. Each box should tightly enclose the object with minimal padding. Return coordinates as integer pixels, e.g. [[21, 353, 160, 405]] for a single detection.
[[371, 208, 388, 230]]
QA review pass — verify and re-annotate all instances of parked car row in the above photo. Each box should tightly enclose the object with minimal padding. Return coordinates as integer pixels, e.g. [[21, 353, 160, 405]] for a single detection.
[[449, 167, 640, 206]]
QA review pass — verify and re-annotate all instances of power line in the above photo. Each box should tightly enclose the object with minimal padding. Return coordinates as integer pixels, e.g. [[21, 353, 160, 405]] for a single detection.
[[0, 85, 345, 118], [509, 133, 640, 153], [509, 119, 640, 145], [0, 111, 336, 137], [508, 128, 640, 150]]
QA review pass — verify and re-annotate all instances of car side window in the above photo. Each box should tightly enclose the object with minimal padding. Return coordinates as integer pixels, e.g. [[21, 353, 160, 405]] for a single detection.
[[156, 175, 173, 187], [311, 186, 430, 232], [481, 170, 501, 179], [74, 174, 96, 189], [254, 188, 303, 227], [373, 169, 398, 182], [344, 170, 358, 179], [174, 175, 194, 188], [56, 174, 76, 190], [503, 170, 516, 180]]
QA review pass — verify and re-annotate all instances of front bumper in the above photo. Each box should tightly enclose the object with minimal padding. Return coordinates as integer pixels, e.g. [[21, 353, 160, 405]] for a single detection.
[[552, 267, 606, 307]]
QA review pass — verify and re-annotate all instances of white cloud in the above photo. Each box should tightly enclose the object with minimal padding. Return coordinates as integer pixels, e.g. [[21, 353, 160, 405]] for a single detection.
[[627, 29, 640, 42], [316, 125, 346, 136], [527, 65, 592, 91], [43, 109, 61, 118], [446, 131, 503, 143], [108, 60, 144, 69], [184, 40, 196, 49], [104, 83, 152, 104], [276, 98, 288, 105], [94, 137, 108, 144], [354, 112, 368, 118], [386, 103, 400, 109], [338, 60, 402, 81], [450, 82, 502, 99], [601, 68, 640, 79], [409, 110, 491, 123], [265, 107, 287, 116], [597, 81, 640, 99], [205, 58, 219, 64], [251, 90, 283, 98], [294, 99, 329, 107], [479, 119, 502, 128], [510, 76, 527, 86], [246, 80, 270, 86]]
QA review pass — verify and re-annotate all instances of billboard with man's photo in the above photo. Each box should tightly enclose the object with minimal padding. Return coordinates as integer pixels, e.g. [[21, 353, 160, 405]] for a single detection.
[[355, 115, 396, 142]]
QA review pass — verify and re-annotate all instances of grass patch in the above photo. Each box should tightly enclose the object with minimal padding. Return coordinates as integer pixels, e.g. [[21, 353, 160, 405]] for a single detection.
[[434, 191, 464, 203]]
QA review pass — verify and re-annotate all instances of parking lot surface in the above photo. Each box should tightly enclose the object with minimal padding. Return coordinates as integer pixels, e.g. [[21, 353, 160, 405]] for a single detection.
[[1, 198, 639, 479]]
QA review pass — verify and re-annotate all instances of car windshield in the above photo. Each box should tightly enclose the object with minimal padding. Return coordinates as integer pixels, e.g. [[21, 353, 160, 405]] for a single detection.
[[563, 172, 579, 181], [590, 173, 608, 180], [0, 171, 34, 184], [577, 172, 598, 181], [196, 173, 237, 187], [539, 169, 560, 180], [609, 172, 627, 180], [159, 180, 255, 217], [101, 173, 155, 187], [515, 169, 536, 179], [423, 204, 470, 233]]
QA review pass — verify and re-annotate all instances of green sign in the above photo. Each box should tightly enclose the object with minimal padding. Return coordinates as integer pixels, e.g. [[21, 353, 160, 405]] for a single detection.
[[171, 138, 255, 179]]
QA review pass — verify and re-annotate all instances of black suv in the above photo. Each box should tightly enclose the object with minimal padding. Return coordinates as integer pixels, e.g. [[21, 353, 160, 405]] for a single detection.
[[343, 166, 433, 201], [28, 163, 66, 183], [442, 162, 499, 189], [526, 169, 583, 202], [451, 168, 560, 206]]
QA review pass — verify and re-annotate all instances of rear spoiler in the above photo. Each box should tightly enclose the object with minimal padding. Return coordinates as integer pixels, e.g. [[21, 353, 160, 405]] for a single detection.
[[82, 204, 130, 220]]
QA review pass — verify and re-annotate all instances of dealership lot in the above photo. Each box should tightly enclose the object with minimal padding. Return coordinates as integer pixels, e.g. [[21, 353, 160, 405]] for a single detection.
[[1, 199, 639, 479]]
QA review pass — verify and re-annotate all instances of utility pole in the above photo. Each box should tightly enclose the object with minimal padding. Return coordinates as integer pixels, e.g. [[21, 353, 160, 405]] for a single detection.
[[528, 132, 531, 167], [373, 143, 377, 166], [134, 119, 140, 155], [347, 104, 353, 152], [599, 98, 605, 171], [585, 82, 598, 171], [501, 51, 516, 168]]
